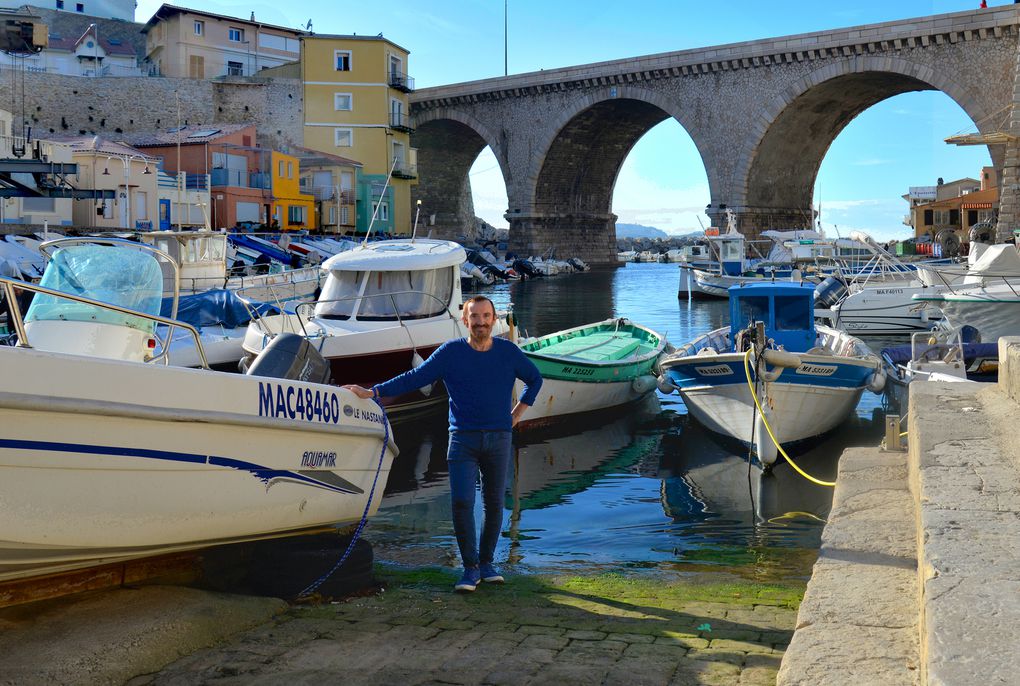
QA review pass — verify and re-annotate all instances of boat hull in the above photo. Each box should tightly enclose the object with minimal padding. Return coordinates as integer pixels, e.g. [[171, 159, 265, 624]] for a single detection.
[[920, 297, 1020, 342], [516, 375, 655, 428], [0, 346, 396, 581], [663, 353, 873, 445], [823, 285, 943, 335]]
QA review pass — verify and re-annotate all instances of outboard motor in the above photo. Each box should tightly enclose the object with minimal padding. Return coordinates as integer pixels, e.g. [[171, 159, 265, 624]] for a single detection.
[[246, 332, 331, 384], [814, 275, 849, 309]]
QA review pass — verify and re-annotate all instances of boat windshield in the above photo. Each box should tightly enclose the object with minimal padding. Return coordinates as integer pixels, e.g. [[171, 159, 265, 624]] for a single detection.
[[315, 267, 453, 321], [25, 245, 164, 333]]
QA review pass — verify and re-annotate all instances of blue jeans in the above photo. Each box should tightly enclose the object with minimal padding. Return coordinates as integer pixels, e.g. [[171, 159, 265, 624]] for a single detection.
[[447, 430, 513, 568]]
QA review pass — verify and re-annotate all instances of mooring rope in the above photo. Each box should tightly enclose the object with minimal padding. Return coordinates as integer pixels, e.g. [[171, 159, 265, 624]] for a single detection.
[[297, 397, 391, 599]]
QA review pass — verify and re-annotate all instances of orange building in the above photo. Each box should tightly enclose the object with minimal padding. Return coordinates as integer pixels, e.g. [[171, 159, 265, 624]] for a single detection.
[[270, 151, 316, 230], [123, 124, 275, 230]]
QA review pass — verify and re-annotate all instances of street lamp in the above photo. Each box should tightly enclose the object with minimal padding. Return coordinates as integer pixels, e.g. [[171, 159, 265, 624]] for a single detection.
[[108, 154, 152, 229]]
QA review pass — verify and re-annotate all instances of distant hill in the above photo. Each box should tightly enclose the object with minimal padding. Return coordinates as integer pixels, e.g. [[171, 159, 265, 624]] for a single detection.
[[616, 223, 667, 239]]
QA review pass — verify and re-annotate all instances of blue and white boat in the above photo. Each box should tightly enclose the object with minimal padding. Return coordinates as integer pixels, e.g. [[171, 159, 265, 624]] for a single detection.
[[658, 281, 884, 466]]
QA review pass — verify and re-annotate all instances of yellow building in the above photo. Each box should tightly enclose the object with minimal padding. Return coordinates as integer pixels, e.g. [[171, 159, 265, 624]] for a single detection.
[[270, 151, 316, 231], [142, 4, 304, 78], [300, 34, 416, 235]]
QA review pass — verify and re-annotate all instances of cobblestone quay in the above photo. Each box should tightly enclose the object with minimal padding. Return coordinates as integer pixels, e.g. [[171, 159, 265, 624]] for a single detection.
[[137, 567, 801, 686]]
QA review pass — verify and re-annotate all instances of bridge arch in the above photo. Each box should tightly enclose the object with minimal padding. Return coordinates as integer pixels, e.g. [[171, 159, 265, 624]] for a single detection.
[[509, 86, 710, 261], [524, 85, 711, 215], [410, 108, 507, 240], [731, 55, 1002, 235]]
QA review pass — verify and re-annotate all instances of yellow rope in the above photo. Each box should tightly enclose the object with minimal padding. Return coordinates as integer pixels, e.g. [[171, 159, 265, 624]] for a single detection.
[[742, 349, 836, 488]]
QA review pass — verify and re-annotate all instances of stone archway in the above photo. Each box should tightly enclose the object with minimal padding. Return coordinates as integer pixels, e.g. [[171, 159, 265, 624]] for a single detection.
[[726, 56, 1001, 239], [512, 86, 710, 263], [410, 109, 506, 241]]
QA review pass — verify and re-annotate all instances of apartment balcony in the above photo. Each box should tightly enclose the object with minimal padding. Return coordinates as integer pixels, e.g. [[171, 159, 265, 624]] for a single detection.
[[391, 161, 417, 180], [304, 185, 356, 203], [388, 111, 414, 134], [211, 168, 271, 190], [388, 71, 415, 93]]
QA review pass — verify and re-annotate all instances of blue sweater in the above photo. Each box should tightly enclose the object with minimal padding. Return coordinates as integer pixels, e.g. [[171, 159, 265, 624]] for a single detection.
[[374, 338, 543, 431]]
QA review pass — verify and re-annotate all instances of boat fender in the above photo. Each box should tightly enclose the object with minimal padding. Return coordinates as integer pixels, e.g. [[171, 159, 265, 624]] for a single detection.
[[656, 375, 676, 394], [631, 375, 658, 395], [762, 349, 802, 369], [867, 368, 887, 393], [754, 408, 779, 467], [412, 351, 433, 397]]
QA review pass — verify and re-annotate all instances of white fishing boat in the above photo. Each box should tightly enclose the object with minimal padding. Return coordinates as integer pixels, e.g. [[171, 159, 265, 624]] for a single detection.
[[658, 282, 884, 467], [515, 318, 667, 429], [241, 238, 509, 416], [0, 238, 396, 581]]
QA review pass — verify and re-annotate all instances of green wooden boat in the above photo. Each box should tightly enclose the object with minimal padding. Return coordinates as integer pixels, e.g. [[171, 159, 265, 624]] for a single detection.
[[516, 318, 667, 427]]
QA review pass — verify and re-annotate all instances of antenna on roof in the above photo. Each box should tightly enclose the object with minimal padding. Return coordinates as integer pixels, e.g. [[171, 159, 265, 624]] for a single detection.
[[305, 19, 313, 31]]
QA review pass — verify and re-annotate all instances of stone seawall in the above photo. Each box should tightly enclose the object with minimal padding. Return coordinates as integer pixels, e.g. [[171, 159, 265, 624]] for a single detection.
[[0, 72, 302, 150]]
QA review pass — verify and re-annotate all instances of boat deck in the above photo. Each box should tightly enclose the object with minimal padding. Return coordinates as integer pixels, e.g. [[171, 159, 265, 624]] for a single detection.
[[530, 330, 651, 362]]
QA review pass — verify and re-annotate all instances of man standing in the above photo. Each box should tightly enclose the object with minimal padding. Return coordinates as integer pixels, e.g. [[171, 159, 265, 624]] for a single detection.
[[345, 296, 542, 592]]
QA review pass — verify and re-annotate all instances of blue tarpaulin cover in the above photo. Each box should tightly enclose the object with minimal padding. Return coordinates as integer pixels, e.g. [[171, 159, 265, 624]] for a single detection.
[[160, 289, 280, 329]]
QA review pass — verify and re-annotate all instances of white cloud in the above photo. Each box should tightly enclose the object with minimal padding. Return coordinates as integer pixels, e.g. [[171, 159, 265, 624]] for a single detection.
[[853, 158, 892, 167]]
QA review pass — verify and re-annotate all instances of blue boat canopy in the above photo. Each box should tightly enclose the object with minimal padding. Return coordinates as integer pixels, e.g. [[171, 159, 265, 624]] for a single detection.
[[160, 289, 280, 329], [728, 281, 815, 352]]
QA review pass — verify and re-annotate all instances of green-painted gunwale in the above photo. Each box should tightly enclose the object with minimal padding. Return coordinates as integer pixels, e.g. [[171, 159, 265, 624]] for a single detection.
[[520, 319, 666, 383]]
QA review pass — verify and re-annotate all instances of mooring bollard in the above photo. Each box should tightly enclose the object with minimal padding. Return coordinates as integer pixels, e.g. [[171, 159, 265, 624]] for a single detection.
[[884, 414, 904, 452]]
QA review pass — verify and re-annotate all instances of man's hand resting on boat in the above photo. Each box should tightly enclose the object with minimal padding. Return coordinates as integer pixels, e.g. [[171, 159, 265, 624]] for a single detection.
[[343, 385, 378, 400], [511, 401, 531, 428]]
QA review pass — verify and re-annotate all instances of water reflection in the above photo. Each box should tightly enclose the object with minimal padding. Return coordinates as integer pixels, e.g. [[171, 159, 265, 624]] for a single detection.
[[368, 264, 890, 582]]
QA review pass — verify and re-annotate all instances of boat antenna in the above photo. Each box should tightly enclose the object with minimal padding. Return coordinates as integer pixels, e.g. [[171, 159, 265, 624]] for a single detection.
[[362, 155, 400, 246], [411, 199, 422, 242]]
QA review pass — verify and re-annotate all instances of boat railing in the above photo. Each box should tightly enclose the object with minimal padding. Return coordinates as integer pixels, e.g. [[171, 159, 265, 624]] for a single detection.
[[0, 277, 210, 369], [243, 289, 460, 343], [928, 269, 1020, 295]]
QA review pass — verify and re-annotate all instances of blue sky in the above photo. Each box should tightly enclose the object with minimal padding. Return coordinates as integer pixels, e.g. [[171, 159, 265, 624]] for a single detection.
[[136, 0, 998, 241]]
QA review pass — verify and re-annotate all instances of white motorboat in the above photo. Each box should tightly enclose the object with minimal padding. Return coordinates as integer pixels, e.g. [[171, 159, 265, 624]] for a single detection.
[[822, 240, 1020, 337], [241, 238, 509, 416], [0, 238, 396, 581], [658, 282, 884, 467], [813, 232, 1000, 336]]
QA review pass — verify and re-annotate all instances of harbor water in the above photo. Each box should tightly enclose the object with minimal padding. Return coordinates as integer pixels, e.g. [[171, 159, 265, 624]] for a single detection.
[[370, 262, 889, 583]]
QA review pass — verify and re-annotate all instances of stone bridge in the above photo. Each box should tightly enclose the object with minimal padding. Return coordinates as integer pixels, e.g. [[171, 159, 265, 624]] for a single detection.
[[410, 6, 1020, 264]]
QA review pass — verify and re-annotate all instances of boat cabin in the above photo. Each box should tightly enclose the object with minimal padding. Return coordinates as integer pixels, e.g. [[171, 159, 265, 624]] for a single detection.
[[705, 227, 746, 276], [140, 231, 229, 291], [314, 239, 464, 322], [728, 282, 816, 353]]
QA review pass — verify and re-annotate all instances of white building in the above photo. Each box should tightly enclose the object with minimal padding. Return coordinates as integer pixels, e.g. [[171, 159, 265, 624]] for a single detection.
[[0, 0, 135, 22]]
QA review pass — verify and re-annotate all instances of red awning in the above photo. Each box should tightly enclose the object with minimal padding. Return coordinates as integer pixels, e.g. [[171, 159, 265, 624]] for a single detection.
[[961, 202, 993, 209]]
